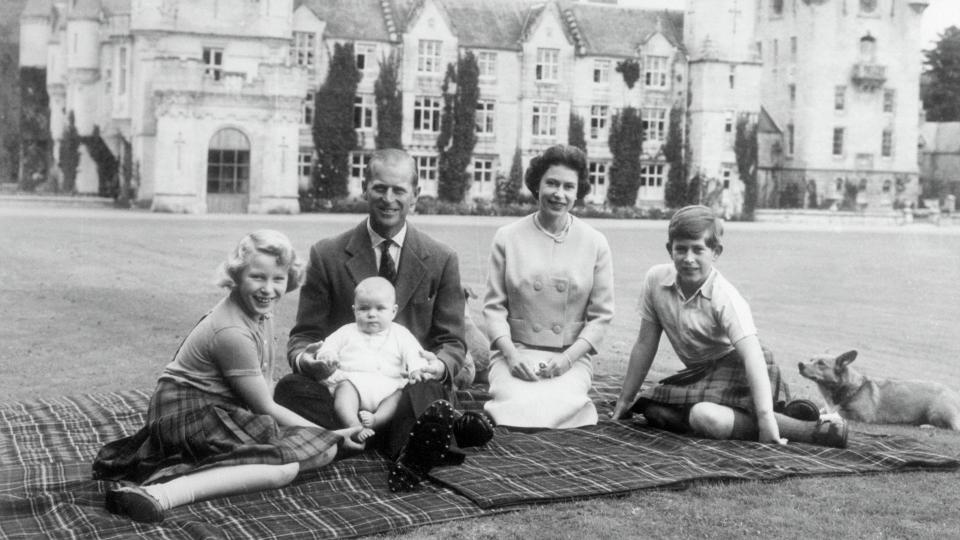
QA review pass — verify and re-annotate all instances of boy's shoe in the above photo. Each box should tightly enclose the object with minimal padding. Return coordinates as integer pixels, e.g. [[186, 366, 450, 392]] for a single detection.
[[388, 400, 455, 492], [105, 484, 165, 523], [812, 417, 849, 449], [782, 399, 821, 422], [453, 411, 495, 448]]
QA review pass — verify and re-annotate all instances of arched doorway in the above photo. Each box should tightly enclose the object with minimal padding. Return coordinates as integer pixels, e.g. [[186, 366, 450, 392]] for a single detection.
[[206, 128, 250, 213]]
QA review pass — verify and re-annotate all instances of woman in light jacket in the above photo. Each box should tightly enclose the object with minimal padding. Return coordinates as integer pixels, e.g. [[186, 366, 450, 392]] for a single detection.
[[482, 144, 614, 429]]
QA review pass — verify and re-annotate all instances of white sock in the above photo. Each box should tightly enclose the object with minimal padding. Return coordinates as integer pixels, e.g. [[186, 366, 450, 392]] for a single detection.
[[145, 463, 301, 510]]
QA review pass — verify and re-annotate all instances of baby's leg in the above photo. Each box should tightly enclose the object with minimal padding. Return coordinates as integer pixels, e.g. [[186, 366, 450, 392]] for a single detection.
[[359, 390, 403, 431], [333, 381, 363, 428]]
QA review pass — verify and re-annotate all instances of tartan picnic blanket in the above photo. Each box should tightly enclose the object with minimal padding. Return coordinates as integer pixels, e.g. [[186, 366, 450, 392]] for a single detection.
[[1, 379, 958, 539]]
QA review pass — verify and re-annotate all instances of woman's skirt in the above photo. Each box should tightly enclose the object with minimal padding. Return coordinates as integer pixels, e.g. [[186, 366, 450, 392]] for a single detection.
[[639, 348, 790, 414], [484, 347, 597, 429], [92, 381, 342, 485]]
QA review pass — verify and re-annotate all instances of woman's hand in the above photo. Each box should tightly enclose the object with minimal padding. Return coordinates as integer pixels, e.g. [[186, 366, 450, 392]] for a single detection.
[[536, 352, 573, 379], [506, 354, 539, 381], [609, 400, 634, 420]]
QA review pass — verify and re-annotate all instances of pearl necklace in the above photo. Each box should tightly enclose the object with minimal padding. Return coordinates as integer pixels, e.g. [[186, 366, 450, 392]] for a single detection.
[[533, 212, 572, 243]]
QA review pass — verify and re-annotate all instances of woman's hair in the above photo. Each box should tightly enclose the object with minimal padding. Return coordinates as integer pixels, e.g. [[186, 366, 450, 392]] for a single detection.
[[667, 205, 724, 249], [523, 144, 590, 200], [217, 229, 305, 293]]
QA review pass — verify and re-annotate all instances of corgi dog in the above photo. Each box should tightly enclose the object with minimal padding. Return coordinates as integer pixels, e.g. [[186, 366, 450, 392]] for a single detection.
[[798, 350, 960, 430]]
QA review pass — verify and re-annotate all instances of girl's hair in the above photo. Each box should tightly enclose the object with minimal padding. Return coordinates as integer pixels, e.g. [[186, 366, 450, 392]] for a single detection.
[[523, 144, 590, 200], [217, 229, 305, 293], [667, 205, 724, 249]]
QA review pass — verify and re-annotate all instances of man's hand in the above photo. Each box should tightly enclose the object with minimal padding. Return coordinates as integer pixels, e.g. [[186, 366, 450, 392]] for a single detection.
[[413, 350, 446, 381], [299, 342, 338, 381]]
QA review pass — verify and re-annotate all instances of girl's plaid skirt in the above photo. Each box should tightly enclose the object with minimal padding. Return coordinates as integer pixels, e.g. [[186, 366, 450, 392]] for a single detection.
[[92, 380, 342, 484], [639, 348, 791, 414]]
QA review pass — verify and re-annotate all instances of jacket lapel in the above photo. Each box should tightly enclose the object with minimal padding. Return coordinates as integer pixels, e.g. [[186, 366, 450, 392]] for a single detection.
[[394, 226, 427, 313], [344, 222, 376, 286]]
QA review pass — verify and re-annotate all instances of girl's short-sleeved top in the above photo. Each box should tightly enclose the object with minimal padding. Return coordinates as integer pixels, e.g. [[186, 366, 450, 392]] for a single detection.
[[638, 264, 756, 366], [159, 291, 275, 398]]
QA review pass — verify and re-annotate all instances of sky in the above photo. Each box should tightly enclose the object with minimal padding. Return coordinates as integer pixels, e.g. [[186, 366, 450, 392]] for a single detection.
[[620, 0, 960, 50]]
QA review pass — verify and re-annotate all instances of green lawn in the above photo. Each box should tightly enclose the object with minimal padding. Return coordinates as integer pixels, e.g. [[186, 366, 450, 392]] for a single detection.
[[2, 207, 959, 539]]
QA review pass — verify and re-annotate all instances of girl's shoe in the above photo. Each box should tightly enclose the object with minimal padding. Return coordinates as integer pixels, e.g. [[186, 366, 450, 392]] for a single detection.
[[105, 484, 165, 523]]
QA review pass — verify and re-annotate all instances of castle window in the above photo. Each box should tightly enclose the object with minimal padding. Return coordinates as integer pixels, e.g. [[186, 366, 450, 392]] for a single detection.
[[787, 124, 795, 155], [531, 102, 558, 137], [417, 40, 442, 73], [298, 151, 314, 180], [413, 96, 442, 133], [536, 48, 559, 82], [789, 84, 796, 107], [475, 100, 495, 135], [771, 0, 784, 16], [593, 59, 611, 84], [203, 47, 223, 81], [349, 152, 370, 181], [790, 36, 797, 63], [207, 128, 250, 194], [354, 94, 374, 131], [881, 129, 893, 157], [832, 127, 845, 156], [589, 105, 609, 140], [290, 32, 316, 69], [834, 86, 846, 111], [302, 92, 314, 125], [644, 55, 668, 88], [477, 51, 497, 79], [883, 89, 896, 113], [355, 43, 377, 72], [472, 158, 494, 185], [859, 35, 877, 61], [117, 47, 128, 94], [640, 164, 665, 187], [724, 110, 735, 134], [588, 161, 607, 188], [415, 154, 438, 186], [860, 0, 878, 14], [642, 108, 667, 142]]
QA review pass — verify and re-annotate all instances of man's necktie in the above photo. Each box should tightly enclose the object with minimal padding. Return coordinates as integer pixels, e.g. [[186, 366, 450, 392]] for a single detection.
[[378, 240, 397, 283]]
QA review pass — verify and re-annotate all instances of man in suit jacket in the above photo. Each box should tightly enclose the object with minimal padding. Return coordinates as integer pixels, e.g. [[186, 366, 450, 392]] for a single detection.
[[275, 149, 488, 485]]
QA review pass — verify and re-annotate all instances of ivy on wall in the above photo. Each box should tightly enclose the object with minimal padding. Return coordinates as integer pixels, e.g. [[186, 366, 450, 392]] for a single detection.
[[310, 42, 360, 202], [735, 113, 758, 220], [497, 146, 524, 205], [662, 103, 687, 209], [607, 107, 643, 207], [436, 51, 479, 203], [59, 111, 79, 193], [81, 125, 119, 198], [374, 49, 402, 149], [615, 59, 640, 89], [19, 66, 50, 190], [568, 113, 586, 154]]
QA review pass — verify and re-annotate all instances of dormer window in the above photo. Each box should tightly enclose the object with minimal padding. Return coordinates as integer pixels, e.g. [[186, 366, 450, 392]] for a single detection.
[[859, 34, 877, 62], [860, 0, 878, 14], [536, 48, 559, 82]]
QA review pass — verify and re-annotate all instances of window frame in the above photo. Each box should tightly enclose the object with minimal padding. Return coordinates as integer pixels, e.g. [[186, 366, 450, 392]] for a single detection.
[[354, 94, 375, 131], [589, 105, 609, 140], [475, 100, 495, 136], [290, 31, 316, 69], [644, 55, 669, 88], [413, 96, 442, 133], [417, 40, 443, 74], [832, 127, 845, 156], [531, 102, 558, 138], [203, 47, 223, 81], [535, 48, 560, 82], [642, 107, 668, 143]]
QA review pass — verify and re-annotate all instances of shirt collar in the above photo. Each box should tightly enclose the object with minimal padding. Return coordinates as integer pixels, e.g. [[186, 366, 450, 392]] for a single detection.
[[366, 219, 407, 249], [660, 266, 719, 300]]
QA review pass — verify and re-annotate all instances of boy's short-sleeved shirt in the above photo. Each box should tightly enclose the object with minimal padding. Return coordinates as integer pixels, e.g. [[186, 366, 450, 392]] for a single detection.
[[638, 263, 757, 366]]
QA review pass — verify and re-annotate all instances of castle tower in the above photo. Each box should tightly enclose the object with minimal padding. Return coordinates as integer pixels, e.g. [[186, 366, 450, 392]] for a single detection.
[[755, 0, 928, 209], [684, 0, 762, 216], [19, 0, 52, 68]]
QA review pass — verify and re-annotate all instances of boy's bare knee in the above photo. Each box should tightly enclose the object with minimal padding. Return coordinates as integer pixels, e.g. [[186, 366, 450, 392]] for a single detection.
[[688, 402, 735, 439]]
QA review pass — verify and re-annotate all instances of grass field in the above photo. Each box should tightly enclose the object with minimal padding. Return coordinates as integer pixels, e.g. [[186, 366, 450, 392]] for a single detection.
[[2, 206, 959, 539]]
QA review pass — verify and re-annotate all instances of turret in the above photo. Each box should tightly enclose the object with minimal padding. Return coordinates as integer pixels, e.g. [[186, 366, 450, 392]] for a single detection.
[[65, 0, 101, 72], [19, 0, 53, 68]]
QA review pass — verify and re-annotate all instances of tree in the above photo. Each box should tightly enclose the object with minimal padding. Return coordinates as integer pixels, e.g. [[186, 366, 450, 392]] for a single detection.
[[19, 66, 50, 190], [686, 172, 703, 205], [662, 103, 687, 208], [59, 111, 80, 193], [374, 50, 403, 149], [922, 26, 960, 122], [607, 107, 643, 207], [437, 51, 479, 203], [0, 48, 19, 184], [81, 125, 119, 198], [735, 113, 759, 220], [497, 146, 524, 205], [568, 113, 586, 153], [311, 42, 360, 202]]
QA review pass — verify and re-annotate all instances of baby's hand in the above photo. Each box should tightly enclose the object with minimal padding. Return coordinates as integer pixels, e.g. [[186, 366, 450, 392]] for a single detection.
[[316, 350, 340, 370], [407, 369, 435, 383]]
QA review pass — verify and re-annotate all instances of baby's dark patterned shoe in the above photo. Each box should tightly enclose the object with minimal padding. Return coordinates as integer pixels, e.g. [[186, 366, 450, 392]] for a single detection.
[[453, 410, 495, 448], [388, 400, 455, 493], [782, 399, 821, 422]]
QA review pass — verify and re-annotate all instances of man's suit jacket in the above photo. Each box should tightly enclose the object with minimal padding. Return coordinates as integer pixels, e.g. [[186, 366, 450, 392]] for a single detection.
[[288, 221, 466, 383]]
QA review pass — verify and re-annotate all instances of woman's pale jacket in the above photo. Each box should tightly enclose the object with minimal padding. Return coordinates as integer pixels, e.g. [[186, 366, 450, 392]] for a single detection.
[[483, 214, 614, 353]]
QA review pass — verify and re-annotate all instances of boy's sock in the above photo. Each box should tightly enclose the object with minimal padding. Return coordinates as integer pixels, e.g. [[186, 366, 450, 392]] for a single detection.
[[775, 413, 848, 448], [148, 462, 301, 509]]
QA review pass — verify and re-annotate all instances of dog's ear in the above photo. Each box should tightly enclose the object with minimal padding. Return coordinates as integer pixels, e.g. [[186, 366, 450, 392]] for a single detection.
[[836, 350, 858, 370]]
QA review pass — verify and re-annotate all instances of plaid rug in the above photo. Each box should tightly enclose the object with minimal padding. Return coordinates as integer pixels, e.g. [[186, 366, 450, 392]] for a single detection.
[[1, 380, 957, 539]]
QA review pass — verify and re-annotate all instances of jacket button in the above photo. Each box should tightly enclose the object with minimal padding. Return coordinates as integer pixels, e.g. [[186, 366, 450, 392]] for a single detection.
[[556, 282, 566, 292], [533, 281, 543, 291], [552, 324, 561, 334], [533, 323, 543, 332]]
